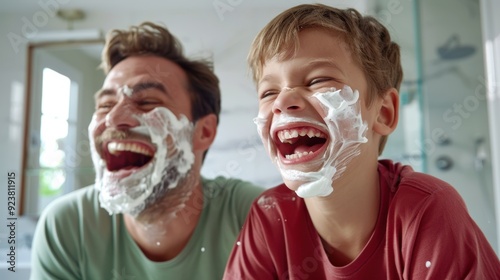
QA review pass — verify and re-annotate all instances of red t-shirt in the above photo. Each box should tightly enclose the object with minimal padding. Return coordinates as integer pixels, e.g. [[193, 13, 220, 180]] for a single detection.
[[224, 160, 500, 279]]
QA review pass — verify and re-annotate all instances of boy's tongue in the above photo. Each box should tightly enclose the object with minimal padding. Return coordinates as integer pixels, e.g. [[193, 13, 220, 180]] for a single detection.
[[294, 143, 323, 155]]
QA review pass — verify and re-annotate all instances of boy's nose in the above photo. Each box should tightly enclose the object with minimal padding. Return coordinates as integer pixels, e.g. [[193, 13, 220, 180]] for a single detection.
[[272, 88, 306, 114], [105, 100, 140, 129]]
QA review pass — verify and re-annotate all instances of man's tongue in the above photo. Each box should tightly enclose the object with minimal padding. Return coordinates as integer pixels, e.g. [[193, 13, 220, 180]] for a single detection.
[[107, 151, 151, 171]]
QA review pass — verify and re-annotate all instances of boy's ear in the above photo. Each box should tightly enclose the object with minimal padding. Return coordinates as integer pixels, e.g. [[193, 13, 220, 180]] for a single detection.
[[193, 114, 217, 151], [373, 88, 399, 136]]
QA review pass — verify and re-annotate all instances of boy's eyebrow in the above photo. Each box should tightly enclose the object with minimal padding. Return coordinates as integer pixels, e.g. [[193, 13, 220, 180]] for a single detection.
[[258, 59, 345, 85], [94, 81, 169, 100], [94, 88, 114, 101], [304, 59, 344, 74]]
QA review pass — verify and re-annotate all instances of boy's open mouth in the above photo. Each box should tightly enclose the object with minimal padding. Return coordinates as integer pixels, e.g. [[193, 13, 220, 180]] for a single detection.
[[274, 126, 327, 161], [102, 141, 155, 171]]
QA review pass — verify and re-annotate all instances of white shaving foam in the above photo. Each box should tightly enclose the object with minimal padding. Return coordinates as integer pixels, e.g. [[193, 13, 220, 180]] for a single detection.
[[120, 85, 133, 97], [89, 107, 195, 216], [254, 85, 367, 198]]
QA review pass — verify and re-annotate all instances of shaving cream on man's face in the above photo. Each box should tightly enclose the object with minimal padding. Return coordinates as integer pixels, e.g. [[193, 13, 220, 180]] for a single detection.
[[254, 85, 368, 198], [89, 106, 195, 216]]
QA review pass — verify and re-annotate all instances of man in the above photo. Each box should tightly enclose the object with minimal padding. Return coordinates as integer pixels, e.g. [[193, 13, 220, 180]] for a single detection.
[[224, 4, 500, 279], [31, 22, 262, 280]]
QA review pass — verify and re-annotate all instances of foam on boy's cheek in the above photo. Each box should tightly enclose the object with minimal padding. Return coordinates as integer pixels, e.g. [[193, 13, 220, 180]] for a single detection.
[[255, 86, 368, 198], [89, 107, 195, 216], [291, 85, 368, 197]]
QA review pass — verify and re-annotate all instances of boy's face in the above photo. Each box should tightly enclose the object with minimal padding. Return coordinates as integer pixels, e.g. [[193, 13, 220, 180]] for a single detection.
[[255, 28, 382, 195]]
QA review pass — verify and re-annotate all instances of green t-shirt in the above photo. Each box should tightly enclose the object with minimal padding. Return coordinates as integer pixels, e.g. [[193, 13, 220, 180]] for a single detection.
[[30, 177, 263, 280]]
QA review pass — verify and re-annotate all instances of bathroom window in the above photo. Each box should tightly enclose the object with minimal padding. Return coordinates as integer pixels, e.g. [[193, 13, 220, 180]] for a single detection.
[[38, 68, 72, 197]]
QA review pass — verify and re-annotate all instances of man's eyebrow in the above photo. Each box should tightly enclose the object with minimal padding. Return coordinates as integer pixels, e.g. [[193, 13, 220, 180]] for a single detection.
[[94, 82, 169, 100], [132, 81, 168, 95]]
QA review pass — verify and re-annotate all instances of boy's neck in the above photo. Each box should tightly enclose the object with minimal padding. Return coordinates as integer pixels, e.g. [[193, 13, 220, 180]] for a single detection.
[[304, 159, 380, 266]]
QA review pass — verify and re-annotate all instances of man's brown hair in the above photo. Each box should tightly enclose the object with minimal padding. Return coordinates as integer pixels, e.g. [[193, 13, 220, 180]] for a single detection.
[[101, 22, 221, 125]]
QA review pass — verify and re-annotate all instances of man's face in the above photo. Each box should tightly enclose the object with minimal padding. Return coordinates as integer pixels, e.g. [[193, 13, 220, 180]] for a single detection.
[[89, 55, 196, 216], [255, 28, 379, 197]]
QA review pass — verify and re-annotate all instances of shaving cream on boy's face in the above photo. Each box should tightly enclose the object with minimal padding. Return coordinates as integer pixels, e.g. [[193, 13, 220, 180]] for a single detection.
[[255, 85, 368, 198], [89, 91, 195, 216]]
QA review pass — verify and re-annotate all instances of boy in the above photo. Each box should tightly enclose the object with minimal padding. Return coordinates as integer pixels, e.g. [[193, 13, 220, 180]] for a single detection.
[[224, 4, 500, 279]]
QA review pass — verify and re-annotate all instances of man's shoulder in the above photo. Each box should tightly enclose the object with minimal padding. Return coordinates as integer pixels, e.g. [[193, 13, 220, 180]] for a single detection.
[[203, 176, 264, 200], [40, 185, 101, 223]]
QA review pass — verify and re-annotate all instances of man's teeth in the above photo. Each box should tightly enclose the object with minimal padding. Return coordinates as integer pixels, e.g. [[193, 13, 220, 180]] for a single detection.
[[107, 142, 153, 156], [278, 128, 325, 143], [285, 151, 313, 160]]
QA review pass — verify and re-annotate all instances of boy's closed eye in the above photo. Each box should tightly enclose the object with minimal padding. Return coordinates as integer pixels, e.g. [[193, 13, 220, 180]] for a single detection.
[[259, 89, 280, 99]]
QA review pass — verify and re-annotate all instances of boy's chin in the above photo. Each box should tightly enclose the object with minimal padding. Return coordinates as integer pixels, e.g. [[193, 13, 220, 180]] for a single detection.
[[282, 179, 304, 193]]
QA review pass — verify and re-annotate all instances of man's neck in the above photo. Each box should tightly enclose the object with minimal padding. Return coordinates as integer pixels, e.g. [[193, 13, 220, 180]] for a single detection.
[[124, 182, 205, 262]]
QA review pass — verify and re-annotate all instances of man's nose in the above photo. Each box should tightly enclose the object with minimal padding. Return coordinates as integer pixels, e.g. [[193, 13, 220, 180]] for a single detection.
[[272, 87, 306, 114], [105, 99, 140, 129]]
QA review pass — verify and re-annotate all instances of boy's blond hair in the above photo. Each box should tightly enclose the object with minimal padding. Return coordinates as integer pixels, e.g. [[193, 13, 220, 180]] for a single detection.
[[248, 4, 403, 154]]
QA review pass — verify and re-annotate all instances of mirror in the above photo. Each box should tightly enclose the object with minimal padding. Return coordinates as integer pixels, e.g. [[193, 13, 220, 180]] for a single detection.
[[21, 40, 104, 217]]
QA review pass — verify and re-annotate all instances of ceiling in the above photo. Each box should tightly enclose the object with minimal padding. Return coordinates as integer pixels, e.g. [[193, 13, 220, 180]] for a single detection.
[[2, 0, 373, 62], [2, 0, 371, 13]]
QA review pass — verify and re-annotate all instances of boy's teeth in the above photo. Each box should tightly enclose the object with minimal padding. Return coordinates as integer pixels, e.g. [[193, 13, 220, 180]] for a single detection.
[[278, 128, 325, 143], [285, 151, 313, 159]]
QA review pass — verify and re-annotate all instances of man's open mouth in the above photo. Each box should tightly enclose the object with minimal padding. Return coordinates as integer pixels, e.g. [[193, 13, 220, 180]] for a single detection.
[[103, 141, 155, 171], [275, 126, 328, 161]]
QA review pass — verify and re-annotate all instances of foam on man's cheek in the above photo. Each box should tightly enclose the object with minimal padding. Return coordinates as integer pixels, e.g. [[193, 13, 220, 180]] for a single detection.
[[89, 106, 195, 216], [137, 107, 195, 188]]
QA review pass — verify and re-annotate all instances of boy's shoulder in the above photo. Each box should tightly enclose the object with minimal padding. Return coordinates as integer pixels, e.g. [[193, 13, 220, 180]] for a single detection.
[[251, 183, 303, 214], [380, 160, 467, 215]]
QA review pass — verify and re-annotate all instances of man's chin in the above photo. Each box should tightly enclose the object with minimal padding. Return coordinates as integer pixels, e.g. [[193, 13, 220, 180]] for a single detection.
[[96, 172, 153, 216]]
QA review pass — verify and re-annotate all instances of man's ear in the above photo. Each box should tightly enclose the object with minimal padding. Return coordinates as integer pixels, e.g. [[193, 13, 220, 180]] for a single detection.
[[193, 114, 217, 151], [373, 88, 399, 136]]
